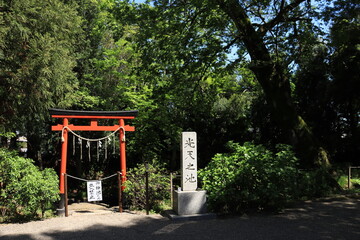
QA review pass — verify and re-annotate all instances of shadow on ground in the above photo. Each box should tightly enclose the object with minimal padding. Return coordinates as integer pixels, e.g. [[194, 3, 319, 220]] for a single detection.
[[1, 196, 359, 240]]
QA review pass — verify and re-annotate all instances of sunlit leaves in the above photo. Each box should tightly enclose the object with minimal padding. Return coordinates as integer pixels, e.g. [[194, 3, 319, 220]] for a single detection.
[[0, 0, 83, 130], [0, 148, 59, 220], [198, 142, 299, 212]]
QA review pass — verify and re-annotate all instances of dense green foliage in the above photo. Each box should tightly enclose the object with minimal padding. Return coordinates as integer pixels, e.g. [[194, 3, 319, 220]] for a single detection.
[[199, 142, 335, 213], [0, 0, 83, 165], [0, 148, 59, 221], [124, 162, 170, 212], [199, 142, 299, 212], [1, 0, 358, 168]]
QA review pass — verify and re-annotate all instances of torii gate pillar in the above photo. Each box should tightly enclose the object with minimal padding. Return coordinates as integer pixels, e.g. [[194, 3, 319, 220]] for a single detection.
[[49, 108, 138, 216]]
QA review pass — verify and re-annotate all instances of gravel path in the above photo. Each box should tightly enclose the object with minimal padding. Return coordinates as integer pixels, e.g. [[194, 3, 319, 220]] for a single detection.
[[1, 196, 359, 240]]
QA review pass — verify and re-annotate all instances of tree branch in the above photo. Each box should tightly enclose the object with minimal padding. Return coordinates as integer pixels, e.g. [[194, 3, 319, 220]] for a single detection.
[[222, 36, 240, 51], [214, 0, 271, 63], [258, 0, 306, 36]]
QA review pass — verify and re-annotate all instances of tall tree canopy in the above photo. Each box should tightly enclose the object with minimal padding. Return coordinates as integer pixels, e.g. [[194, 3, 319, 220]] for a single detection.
[[0, 0, 83, 163], [1, 0, 358, 172], [213, 0, 329, 167], [130, 0, 334, 167]]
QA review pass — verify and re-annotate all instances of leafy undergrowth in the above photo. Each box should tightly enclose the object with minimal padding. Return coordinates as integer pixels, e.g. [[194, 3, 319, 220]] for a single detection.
[[0, 148, 59, 223], [199, 142, 339, 214]]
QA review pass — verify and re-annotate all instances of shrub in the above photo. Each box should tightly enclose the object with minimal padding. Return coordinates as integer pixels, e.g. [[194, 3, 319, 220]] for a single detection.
[[0, 148, 59, 221], [296, 168, 335, 198], [124, 161, 170, 212], [198, 142, 299, 213]]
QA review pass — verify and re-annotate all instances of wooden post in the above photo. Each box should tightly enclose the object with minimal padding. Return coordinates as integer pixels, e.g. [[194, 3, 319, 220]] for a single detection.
[[170, 172, 173, 207], [348, 167, 351, 189], [119, 119, 126, 190], [145, 163, 149, 215], [64, 173, 69, 217], [117, 171, 123, 213]]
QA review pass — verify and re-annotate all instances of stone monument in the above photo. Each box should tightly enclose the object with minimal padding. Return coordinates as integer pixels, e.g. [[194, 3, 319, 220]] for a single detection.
[[172, 132, 207, 215]]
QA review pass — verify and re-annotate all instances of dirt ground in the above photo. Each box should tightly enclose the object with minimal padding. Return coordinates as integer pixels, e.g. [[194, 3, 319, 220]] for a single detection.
[[1, 195, 359, 240]]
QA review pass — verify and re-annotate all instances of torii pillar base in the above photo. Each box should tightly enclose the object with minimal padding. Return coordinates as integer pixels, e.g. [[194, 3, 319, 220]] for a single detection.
[[57, 194, 66, 217]]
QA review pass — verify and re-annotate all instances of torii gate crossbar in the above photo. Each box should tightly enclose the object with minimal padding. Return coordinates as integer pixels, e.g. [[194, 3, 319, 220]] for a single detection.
[[49, 108, 138, 215]]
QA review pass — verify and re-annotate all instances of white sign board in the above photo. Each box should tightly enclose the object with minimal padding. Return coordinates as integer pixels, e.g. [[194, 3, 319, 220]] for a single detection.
[[181, 132, 197, 191], [87, 181, 102, 202]]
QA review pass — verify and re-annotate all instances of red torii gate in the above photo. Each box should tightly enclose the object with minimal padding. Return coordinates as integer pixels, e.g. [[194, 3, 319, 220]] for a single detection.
[[49, 108, 137, 215]]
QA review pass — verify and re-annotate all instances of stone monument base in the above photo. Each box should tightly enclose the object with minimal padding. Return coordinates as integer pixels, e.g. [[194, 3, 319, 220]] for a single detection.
[[173, 189, 207, 215]]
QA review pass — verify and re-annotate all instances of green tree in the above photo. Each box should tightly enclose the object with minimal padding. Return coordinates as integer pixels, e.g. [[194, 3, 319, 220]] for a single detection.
[[327, 0, 359, 162], [209, 0, 331, 167], [136, 0, 339, 167], [115, 1, 258, 168], [0, 0, 83, 163], [293, 0, 359, 163], [293, 40, 335, 155]]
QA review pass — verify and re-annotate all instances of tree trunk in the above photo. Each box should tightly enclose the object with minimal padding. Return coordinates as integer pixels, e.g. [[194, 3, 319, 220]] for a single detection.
[[216, 0, 330, 167], [26, 133, 44, 169]]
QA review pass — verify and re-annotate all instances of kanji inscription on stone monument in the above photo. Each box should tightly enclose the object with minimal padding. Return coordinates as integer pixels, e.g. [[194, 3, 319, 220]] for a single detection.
[[181, 132, 197, 191]]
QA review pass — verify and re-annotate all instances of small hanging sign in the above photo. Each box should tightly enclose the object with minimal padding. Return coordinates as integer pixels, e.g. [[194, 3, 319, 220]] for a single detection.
[[87, 181, 102, 202]]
